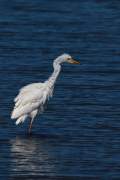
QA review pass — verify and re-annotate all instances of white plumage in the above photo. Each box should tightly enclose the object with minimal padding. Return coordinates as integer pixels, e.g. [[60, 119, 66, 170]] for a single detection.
[[11, 54, 80, 133]]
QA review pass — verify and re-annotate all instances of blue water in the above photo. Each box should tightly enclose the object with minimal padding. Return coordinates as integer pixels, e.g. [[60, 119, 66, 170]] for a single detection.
[[0, 0, 120, 179]]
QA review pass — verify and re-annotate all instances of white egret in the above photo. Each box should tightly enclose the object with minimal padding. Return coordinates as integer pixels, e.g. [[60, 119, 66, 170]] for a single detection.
[[11, 54, 80, 134]]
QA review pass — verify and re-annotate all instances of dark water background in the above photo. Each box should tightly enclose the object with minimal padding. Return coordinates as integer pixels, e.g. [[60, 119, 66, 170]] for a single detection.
[[0, 0, 120, 179]]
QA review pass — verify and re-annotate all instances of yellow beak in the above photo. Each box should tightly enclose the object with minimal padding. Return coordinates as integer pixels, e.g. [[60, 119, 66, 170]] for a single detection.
[[68, 58, 80, 64]]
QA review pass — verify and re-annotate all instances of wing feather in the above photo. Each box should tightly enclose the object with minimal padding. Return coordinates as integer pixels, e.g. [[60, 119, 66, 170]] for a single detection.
[[14, 83, 43, 102], [11, 101, 40, 119], [11, 82, 51, 119]]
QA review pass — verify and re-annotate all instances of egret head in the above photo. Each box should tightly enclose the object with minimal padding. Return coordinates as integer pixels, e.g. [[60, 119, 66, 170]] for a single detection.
[[55, 53, 80, 65]]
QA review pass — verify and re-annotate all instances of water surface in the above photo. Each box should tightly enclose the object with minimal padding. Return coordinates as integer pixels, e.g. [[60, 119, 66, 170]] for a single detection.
[[0, 0, 120, 179]]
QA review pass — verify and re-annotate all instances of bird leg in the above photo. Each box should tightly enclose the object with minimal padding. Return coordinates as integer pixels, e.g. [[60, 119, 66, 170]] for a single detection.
[[28, 110, 37, 135], [28, 118, 33, 135]]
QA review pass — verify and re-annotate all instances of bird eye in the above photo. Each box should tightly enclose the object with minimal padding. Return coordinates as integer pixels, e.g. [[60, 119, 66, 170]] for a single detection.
[[67, 57, 71, 60]]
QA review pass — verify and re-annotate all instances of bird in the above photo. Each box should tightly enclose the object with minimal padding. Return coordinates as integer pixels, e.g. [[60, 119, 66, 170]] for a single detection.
[[11, 54, 80, 134]]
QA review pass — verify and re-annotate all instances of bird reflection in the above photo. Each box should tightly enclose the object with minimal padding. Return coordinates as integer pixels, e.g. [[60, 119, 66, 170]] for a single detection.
[[10, 136, 55, 176]]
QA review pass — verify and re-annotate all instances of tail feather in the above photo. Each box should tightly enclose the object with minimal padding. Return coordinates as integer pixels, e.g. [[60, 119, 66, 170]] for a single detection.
[[15, 115, 27, 125]]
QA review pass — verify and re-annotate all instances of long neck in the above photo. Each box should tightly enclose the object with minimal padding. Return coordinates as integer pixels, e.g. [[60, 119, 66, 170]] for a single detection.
[[46, 62, 61, 88]]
